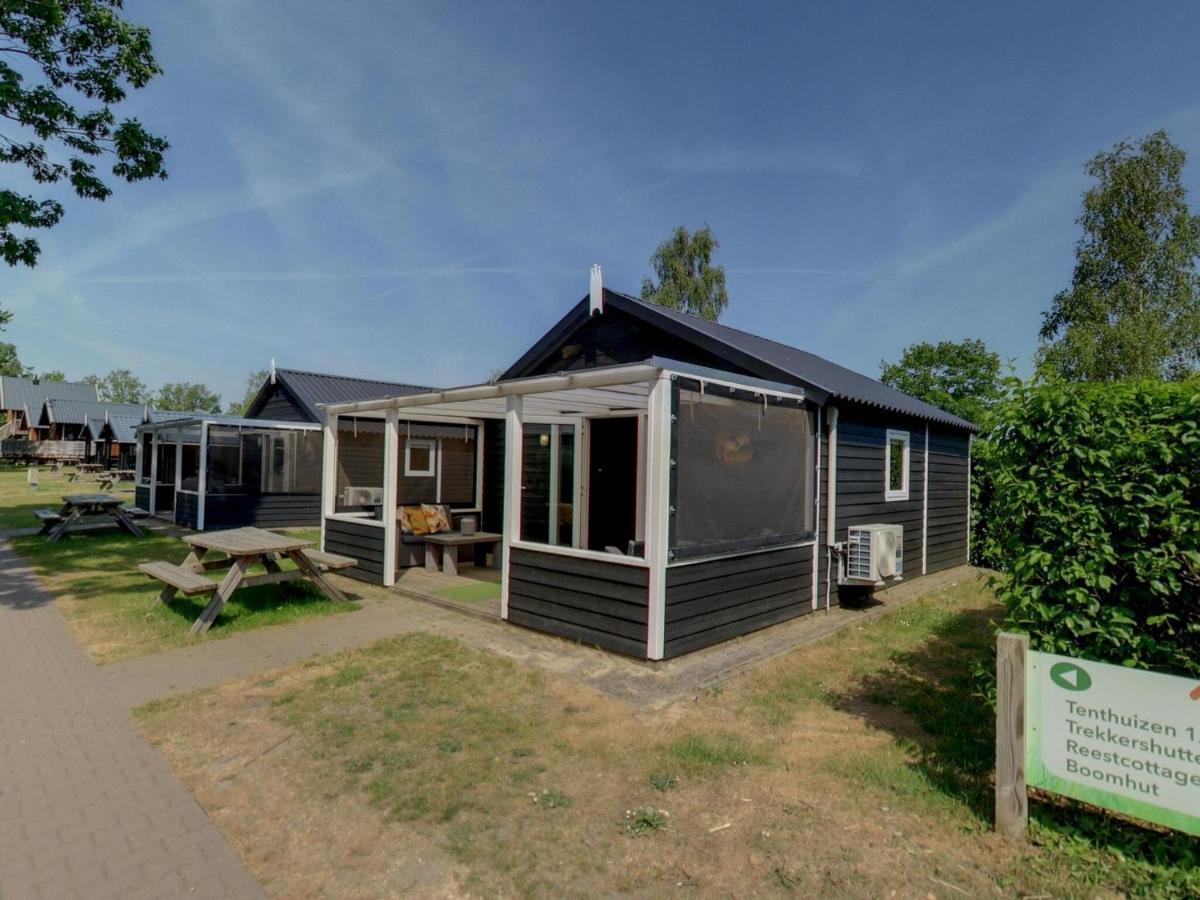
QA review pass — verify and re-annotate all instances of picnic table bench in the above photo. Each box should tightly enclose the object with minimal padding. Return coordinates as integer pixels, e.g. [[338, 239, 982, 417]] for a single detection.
[[38, 494, 146, 542], [138, 527, 357, 635]]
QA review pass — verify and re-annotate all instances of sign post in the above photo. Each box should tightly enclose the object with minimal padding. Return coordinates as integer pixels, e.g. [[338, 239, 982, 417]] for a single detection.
[[997, 632, 1200, 839], [995, 632, 1029, 840]]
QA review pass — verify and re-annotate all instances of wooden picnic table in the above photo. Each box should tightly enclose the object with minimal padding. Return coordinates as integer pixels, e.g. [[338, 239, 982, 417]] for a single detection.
[[139, 527, 356, 635], [39, 494, 145, 543]]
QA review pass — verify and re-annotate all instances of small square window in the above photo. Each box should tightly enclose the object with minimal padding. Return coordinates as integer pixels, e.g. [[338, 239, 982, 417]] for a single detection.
[[884, 429, 909, 501], [405, 439, 436, 477]]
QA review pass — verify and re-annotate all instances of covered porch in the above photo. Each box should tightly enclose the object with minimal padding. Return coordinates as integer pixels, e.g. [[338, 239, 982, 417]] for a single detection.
[[320, 359, 822, 660], [134, 416, 323, 530]]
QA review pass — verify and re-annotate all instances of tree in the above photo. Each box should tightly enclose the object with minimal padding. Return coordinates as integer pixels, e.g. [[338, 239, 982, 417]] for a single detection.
[[224, 369, 268, 415], [158, 381, 220, 413], [1038, 131, 1200, 381], [86, 368, 147, 403], [1, 1, 169, 268], [39, 369, 65, 381], [0, 342, 28, 377], [641, 225, 729, 322], [880, 338, 1001, 425]]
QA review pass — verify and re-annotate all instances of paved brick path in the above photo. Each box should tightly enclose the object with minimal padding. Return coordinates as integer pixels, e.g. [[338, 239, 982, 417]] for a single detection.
[[0, 542, 263, 899]]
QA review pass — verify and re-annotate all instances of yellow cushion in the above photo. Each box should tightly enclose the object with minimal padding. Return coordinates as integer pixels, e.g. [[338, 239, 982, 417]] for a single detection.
[[422, 504, 450, 533], [407, 506, 431, 535]]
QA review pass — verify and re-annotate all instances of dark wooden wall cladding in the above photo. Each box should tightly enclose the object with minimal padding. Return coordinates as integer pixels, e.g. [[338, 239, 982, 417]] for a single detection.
[[925, 428, 970, 572], [833, 408, 927, 587], [253, 382, 311, 423], [202, 494, 321, 530], [153, 484, 175, 512], [335, 429, 385, 498], [662, 544, 814, 658], [523, 307, 758, 378], [506, 547, 649, 657], [324, 517, 387, 584], [481, 420, 505, 533], [173, 492, 199, 529], [439, 436, 477, 507], [134, 485, 150, 512]]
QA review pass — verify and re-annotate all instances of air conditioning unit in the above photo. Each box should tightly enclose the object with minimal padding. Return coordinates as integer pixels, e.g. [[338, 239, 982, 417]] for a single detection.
[[342, 486, 384, 506], [843, 524, 904, 585]]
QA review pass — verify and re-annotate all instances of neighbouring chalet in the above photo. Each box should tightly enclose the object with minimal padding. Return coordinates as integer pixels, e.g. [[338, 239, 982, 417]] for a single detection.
[[134, 368, 431, 530], [316, 269, 975, 660], [0, 376, 100, 461]]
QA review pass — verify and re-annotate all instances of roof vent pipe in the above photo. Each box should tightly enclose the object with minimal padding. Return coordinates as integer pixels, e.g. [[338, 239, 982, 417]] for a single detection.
[[589, 264, 603, 316]]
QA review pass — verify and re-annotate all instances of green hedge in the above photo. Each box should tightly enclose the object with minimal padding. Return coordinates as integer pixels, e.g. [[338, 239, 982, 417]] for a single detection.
[[985, 378, 1200, 677]]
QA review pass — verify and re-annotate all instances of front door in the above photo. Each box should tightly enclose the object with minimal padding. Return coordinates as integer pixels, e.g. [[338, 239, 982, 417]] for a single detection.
[[587, 417, 639, 553]]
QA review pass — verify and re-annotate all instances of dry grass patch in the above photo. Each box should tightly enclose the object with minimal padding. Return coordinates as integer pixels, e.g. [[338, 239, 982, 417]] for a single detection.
[[137, 578, 1200, 898]]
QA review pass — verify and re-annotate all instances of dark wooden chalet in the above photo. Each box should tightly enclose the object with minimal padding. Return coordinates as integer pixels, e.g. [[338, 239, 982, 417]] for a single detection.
[[134, 368, 432, 530], [316, 271, 974, 661]]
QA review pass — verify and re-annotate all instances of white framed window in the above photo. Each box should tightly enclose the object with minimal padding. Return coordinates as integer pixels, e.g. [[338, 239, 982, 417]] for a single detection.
[[404, 438, 436, 477], [884, 429, 910, 501]]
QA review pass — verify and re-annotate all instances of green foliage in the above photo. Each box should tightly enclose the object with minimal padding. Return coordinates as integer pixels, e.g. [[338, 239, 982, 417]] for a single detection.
[[880, 338, 1000, 425], [1039, 131, 1200, 381], [85, 367, 148, 403], [534, 788, 571, 809], [647, 771, 678, 792], [157, 381, 220, 413], [39, 369, 65, 381], [984, 377, 1200, 676], [1, 0, 169, 267], [0, 341, 28, 377], [225, 368, 269, 415], [622, 805, 666, 836], [640, 225, 729, 322]]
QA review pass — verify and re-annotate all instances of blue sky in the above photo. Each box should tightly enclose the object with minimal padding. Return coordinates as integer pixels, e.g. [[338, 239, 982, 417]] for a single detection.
[[5, 0, 1200, 405]]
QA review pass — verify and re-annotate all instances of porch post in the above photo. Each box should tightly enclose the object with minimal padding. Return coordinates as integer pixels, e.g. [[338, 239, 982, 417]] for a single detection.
[[174, 440, 184, 527], [320, 413, 338, 551], [547, 424, 560, 546], [197, 423, 208, 531], [643, 373, 672, 661], [500, 395, 524, 620], [148, 431, 158, 516], [382, 409, 399, 586]]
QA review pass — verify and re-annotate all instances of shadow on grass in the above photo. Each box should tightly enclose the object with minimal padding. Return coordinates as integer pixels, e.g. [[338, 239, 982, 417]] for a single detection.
[[8, 528, 364, 635], [835, 604, 1200, 891]]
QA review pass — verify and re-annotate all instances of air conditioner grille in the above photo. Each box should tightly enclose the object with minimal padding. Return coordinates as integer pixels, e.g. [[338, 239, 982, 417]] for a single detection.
[[846, 531, 872, 580]]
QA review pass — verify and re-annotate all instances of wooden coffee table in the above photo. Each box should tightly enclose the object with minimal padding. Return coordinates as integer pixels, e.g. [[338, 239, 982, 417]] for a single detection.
[[423, 531, 502, 576]]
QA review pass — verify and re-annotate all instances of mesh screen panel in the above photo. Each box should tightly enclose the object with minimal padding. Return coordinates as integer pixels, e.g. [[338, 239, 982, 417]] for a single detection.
[[671, 387, 814, 559]]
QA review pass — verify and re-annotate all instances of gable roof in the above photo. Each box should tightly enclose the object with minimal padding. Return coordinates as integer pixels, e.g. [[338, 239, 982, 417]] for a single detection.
[[503, 289, 976, 431], [88, 410, 195, 443], [0, 376, 99, 423], [245, 368, 434, 423], [41, 398, 151, 428]]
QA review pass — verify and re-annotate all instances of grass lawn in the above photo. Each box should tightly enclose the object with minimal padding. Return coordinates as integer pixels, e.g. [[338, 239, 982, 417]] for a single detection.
[[0, 463, 114, 531], [432, 579, 501, 604], [1, 460, 359, 663], [136, 576, 1200, 899]]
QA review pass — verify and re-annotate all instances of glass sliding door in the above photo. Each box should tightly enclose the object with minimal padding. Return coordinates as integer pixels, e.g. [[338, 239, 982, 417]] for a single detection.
[[519, 424, 576, 547]]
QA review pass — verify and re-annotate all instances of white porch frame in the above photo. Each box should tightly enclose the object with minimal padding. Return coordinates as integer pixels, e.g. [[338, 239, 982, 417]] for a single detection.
[[134, 416, 321, 531], [319, 359, 809, 660]]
